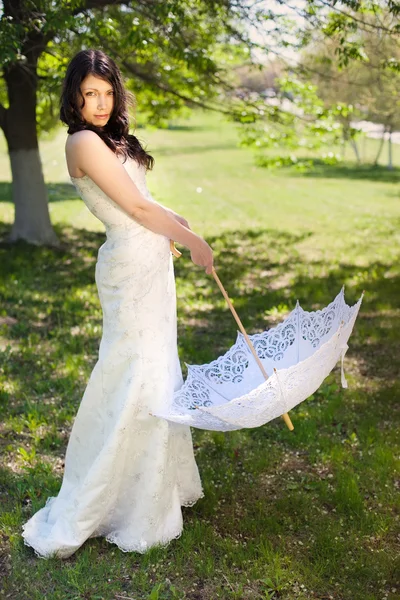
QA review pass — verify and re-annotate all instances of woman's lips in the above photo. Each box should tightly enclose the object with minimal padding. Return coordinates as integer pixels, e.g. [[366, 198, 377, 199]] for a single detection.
[[95, 114, 109, 118]]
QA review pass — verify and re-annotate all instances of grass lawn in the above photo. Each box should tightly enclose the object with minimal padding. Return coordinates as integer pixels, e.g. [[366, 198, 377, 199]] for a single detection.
[[0, 110, 399, 599]]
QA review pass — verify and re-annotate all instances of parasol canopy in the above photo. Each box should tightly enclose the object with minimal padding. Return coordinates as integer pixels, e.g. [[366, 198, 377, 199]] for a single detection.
[[150, 244, 363, 432]]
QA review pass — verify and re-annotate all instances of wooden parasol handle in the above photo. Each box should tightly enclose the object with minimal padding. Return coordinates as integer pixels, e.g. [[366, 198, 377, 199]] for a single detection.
[[170, 240, 294, 431], [170, 239, 182, 258]]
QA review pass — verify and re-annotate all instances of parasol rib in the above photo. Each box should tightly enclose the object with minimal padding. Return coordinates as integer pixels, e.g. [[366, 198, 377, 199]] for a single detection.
[[210, 266, 294, 431]]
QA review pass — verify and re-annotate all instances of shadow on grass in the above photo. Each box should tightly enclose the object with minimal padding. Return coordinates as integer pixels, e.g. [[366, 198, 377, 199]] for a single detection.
[[0, 219, 398, 594], [281, 159, 400, 183], [0, 219, 398, 408], [0, 181, 86, 204]]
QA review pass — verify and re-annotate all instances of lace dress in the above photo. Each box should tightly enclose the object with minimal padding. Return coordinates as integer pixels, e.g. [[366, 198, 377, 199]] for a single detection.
[[21, 154, 204, 559]]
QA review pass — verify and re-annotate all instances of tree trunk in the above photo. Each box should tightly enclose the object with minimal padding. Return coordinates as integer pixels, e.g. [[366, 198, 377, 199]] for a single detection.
[[8, 148, 59, 245], [388, 128, 393, 170], [341, 131, 346, 161], [2, 52, 59, 246], [362, 132, 366, 163], [373, 126, 386, 166], [350, 138, 360, 163]]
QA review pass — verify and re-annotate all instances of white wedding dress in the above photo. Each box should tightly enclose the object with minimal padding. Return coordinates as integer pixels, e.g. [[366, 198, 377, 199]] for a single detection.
[[21, 154, 204, 559]]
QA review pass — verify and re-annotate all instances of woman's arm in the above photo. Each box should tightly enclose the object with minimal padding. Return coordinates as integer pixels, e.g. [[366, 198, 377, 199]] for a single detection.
[[68, 131, 198, 249], [157, 204, 191, 230]]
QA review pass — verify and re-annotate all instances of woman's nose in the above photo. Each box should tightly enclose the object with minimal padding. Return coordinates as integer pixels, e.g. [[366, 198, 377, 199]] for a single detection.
[[97, 96, 107, 109]]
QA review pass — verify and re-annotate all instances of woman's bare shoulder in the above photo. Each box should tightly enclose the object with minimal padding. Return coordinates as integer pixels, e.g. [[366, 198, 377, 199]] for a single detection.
[[66, 130, 101, 150], [66, 131, 108, 178]]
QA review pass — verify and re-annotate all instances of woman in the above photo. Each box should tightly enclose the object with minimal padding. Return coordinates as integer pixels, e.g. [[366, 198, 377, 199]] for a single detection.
[[21, 49, 214, 559]]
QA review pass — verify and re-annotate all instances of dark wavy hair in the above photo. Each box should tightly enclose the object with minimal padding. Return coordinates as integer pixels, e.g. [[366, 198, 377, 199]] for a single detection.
[[60, 49, 154, 171]]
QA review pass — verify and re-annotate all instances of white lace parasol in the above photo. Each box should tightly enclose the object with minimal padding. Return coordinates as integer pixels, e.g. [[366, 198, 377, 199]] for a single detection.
[[151, 248, 363, 431]]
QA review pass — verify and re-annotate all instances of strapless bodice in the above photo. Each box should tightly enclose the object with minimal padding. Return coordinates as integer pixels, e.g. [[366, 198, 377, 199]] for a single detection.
[[70, 155, 158, 236]]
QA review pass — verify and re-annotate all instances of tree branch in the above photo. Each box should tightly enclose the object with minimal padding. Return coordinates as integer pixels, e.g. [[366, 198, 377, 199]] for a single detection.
[[120, 57, 237, 116], [70, 0, 145, 15], [315, 0, 399, 35], [89, 34, 233, 115]]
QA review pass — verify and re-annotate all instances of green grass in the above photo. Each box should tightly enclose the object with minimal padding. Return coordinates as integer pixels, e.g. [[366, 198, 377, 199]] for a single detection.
[[0, 110, 399, 600]]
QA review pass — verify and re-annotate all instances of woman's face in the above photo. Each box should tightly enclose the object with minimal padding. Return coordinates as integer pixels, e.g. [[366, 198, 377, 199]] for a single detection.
[[78, 74, 115, 126]]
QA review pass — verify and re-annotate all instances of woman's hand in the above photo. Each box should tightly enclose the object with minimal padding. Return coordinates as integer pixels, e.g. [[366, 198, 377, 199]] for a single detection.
[[190, 237, 214, 275], [165, 207, 213, 272]]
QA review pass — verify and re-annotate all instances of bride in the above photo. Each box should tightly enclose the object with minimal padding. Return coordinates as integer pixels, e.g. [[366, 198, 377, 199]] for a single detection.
[[21, 48, 214, 559]]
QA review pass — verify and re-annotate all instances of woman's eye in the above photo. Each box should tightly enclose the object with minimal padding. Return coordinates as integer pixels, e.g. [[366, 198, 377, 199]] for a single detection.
[[85, 91, 113, 96]]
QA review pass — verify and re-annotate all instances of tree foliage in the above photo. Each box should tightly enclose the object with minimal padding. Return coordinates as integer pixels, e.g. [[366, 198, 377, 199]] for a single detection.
[[231, 1, 400, 169], [1, 1, 400, 243], [293, 5, 400, 166]]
